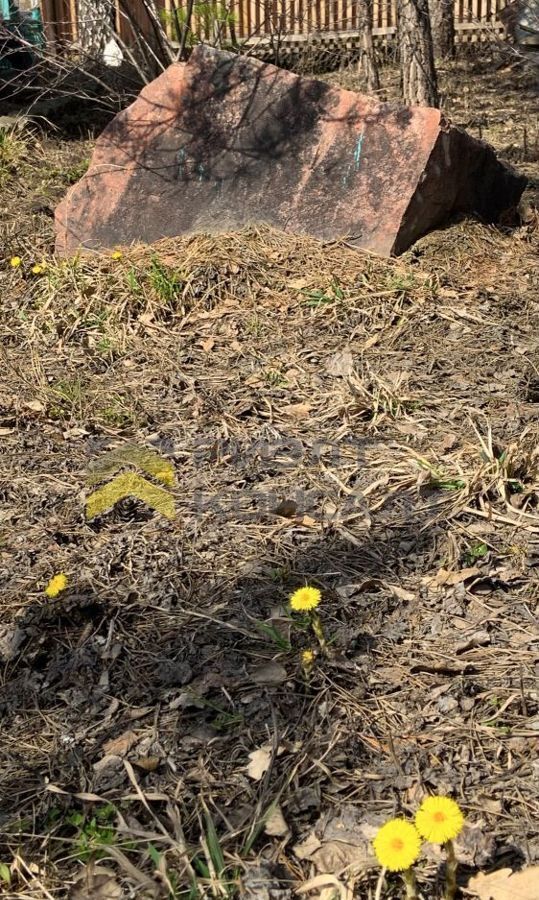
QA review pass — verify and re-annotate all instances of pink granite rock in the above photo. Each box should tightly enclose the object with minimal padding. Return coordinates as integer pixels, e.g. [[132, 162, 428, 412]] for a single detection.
[[55, 45, 526, 257]]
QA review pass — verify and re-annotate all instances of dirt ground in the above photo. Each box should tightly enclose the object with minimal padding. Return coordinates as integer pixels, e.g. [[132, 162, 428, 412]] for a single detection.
[[0, 54, 538, 900]]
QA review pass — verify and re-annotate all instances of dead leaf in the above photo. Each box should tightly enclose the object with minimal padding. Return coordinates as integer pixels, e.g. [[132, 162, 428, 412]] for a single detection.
[[133, 756, 161, 772], [455, 823, 497, 867], [294, 832, 323, 860], [264, 804, 289, 837], [310, 840, 372, 874], [296, 514, 321, 528], [383, 582, 416, 602], [102, 730, 138, 756], [288, 277, 309, 290], [0, 624, 25, 663], [362, 333, 380, 350], [455, 630, 491, 653], [201, 336, 215, 352], [45, 784, 104, 802], [127, 706, 153, 720], [246, 748, 271, 780], [24, 399, 44, 413], [296, 873, 353, 900], [250, 661, 288, 685], [281, 402, 311, 420], [425, 566, 480, 588], [468, 866, 539, 900], [326, 349, 354, 378], [440, 432, 459, 452], [70, 868, 123, 900]]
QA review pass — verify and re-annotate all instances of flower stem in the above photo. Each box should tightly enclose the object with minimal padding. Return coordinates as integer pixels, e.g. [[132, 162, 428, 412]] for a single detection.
[[444, 839, 458, 900], [402, 867, 419, 900], [310, 612, 328, 655]]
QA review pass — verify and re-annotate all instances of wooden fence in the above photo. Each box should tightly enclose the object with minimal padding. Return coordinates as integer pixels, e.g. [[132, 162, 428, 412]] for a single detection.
[[38, 0, 508, 48]]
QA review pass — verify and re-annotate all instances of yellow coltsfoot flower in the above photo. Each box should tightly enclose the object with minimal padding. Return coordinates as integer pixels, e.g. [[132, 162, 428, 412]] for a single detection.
[[373, 818, 421, 872], [31, 263, 46, 275], [44, 573, 68, 598], [10, 256, 22, 268], [111, 249, 123, 260], [289, 586, 321, 612], [415, 796, 464, 844], [300, 648, 315, 678]]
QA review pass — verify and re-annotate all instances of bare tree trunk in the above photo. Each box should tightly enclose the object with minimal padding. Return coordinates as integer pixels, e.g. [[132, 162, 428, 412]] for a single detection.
[[428, 0, 455, 58], [358, 0, 380, 92], [77, 0, 114, 54], [398, 0, 439, 107]]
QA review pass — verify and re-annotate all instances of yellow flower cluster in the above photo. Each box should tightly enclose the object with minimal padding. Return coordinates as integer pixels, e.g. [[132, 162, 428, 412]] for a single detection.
[[44, 573, 68, 598], [9, 256, 47, 275], [373, 796, 464, 872], [374, 819, 421, 872], [415, 796, 464, 844], [289, 586, 321, 612]]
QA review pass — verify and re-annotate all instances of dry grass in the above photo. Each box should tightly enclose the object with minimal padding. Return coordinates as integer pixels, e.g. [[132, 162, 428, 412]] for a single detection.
[[0, 56, 538, 900]]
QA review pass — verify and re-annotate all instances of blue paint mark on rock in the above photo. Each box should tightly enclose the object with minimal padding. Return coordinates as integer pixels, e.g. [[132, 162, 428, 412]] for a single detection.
[[176, 147, 186, 180], [342, 129, 366, 187], [354, 130, 365, 170]]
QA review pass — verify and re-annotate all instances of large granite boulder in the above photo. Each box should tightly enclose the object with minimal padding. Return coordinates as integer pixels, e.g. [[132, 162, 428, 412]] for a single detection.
[[55, 45, 526, 257]]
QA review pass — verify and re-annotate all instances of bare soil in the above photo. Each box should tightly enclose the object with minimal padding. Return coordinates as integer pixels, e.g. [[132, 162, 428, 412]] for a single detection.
[[0, 55, 538, 899]]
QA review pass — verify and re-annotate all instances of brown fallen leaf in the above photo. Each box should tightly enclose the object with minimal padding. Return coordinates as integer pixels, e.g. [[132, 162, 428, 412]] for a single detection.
[[24, 399, 45, 413], [293, 831, 323, 860], [102, 730, 139, 756], [383, 582, 416, 603], [288, 277, 310, 290], [70, 867, 122, 900], [468, 866, 539, 900], [310, 840, 372, 875], [296, 874, 353, 900], [201, 336, 215, 352], [246, 748, 271, 781], [455, 630, 491, 653], [264, 804, 289, 837], [295, 514, 322, 529], [281, 402, 311, 419], [133, 756, 161, 772], [425, 566, 480, 588], [326, 348, 354, 378]]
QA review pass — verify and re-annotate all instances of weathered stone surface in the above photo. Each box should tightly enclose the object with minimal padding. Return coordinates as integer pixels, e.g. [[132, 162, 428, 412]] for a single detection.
[[55, 45, 526, 257]]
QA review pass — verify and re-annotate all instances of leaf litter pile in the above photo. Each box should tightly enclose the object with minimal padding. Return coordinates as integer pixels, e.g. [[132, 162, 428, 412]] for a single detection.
[[1, 61, 539, 900]]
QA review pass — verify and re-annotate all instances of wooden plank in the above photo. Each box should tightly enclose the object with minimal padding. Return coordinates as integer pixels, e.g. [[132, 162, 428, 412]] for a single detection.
[[237, 0, 245, 38], [40, 0, 59, 43], [472, 0, 480, 40], [289, 0, 296, 35], [67, 0, 77, 42], [162, 0, 172, 39]]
